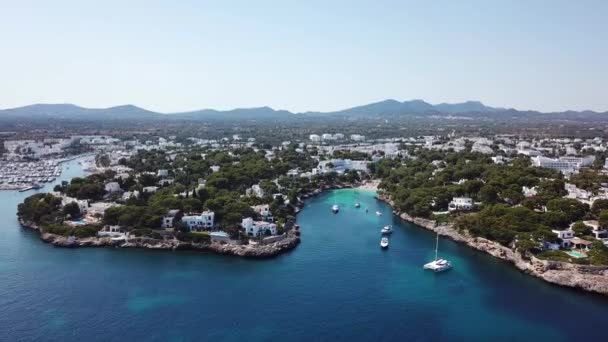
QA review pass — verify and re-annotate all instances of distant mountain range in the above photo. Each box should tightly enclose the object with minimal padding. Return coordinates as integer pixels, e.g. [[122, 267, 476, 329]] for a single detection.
[[0, 100, 605, 122]]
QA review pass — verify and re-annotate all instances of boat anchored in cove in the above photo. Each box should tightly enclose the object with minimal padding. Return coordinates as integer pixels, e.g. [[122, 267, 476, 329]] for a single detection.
[[381, 225, 392, 234], [332, 204, 339, 213], [423, 233, 452, 272], [380, 237, 389, 249]]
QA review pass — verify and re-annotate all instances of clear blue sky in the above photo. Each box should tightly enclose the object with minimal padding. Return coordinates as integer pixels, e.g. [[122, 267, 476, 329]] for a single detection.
[[1, 0, 607, 113]]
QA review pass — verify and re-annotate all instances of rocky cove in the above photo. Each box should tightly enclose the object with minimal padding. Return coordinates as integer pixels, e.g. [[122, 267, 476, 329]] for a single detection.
[[377, 193, 608, 296]]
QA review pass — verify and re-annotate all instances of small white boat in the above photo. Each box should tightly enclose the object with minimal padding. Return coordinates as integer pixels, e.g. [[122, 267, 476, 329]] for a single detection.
[[355, 202, 361, 208], [332, 204, 339, 213], [423, 233, 452, 272], [380, 237, 389, 248], [375, 211, 382, 216], [381, 225, 393, 234]]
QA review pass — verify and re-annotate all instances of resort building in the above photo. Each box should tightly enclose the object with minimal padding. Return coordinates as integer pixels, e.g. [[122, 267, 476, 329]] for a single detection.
[[242, 217, 277, 237], [182, 211, 215, 231], [532, 155, 595, 175]]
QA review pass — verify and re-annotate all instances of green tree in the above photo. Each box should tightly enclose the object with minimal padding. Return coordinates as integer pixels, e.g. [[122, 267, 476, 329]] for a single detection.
[[571, 221, 592, 236], [63, 202, 81, 218], [599, 210, 608, 229]]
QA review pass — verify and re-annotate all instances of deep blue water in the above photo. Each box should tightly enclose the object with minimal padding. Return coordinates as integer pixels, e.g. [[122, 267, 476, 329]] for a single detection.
[[1, 158, 608, 341]]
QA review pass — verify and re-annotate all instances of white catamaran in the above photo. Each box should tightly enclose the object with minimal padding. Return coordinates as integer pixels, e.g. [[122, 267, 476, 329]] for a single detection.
[[423, 233, 452, 272]]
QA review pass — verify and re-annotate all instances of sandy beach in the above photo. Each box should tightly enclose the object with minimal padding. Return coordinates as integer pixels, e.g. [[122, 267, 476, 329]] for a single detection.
[[357, 179, 380, 191]]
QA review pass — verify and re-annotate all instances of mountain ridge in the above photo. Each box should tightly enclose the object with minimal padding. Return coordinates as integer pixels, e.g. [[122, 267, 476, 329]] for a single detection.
[[0, 100, 605, 121]]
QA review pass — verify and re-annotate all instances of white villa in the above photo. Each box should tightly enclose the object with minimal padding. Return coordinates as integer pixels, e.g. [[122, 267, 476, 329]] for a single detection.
[[553, 228, 575, 248], [448, 197, 474, 211], [182, 211, 215, 231], [242, 217, 277, 237]]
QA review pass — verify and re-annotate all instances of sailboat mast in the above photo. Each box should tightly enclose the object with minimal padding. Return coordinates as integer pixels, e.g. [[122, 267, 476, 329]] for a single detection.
[[435, 233, 439, 261]]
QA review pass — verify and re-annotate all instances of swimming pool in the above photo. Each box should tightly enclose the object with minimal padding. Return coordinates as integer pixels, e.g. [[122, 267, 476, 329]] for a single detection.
[[566, 250, 586, 258]]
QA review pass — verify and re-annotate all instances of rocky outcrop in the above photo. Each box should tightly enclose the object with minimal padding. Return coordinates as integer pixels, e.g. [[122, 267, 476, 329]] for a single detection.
[[377, 194, 608, 296], [208, 232, 300, 258]]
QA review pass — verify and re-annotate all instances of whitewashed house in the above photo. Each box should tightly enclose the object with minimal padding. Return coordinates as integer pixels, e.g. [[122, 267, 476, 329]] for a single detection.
[[448, 197, 474, 211], [552, 228, 574, 248], [182, 211, 215, 231], [242, 217, 277, 237]]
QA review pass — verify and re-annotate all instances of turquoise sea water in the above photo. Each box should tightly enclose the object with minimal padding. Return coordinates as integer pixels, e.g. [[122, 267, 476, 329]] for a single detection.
[[1, 158, 608, 341]]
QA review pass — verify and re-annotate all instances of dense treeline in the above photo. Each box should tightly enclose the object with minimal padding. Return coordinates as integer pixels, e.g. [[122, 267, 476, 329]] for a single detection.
[[379, 150, 561, 218], [379, 150, 608, 264]]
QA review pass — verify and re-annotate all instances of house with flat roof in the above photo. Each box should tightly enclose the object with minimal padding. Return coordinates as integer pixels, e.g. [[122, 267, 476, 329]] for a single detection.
[[182, 211, 215, 231], [448, 197, 473, 211]]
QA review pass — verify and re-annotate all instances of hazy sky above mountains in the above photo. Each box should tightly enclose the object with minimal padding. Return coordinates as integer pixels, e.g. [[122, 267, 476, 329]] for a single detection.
[[1, 0, 606, 113]]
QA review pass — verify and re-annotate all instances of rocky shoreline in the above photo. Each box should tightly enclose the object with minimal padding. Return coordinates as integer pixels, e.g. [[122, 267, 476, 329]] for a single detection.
[[376, 194, 608, 296], [19, 218, 301, 259]]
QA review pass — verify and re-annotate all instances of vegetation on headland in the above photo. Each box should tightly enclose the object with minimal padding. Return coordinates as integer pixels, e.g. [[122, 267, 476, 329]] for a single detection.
[[18, 145, 364, 244], [378, 150, 608, 265]]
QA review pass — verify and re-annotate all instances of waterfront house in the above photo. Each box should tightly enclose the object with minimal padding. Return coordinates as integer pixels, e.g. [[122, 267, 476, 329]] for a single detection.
[[552, 228, 574, 248], [182, 211, 215, 231], [97, 225, 124, 238], [448, 197, 474, 211], [242, 217, 277, 237], [161, 209, 180, 229]]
